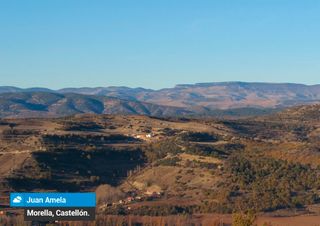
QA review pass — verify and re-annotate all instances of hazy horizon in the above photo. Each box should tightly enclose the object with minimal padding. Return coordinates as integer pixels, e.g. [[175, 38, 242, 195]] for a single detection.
[[1, 80, 320, 91]]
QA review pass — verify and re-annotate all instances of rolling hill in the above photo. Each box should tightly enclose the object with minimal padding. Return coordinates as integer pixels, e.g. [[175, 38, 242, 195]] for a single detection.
[[1, 82, 320, 110], [1, 82, 320, 118], [0, 104, 319, 218], [0, 92, 192, 118]]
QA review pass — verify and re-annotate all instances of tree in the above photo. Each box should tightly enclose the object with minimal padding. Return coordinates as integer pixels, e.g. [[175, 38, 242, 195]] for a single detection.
[[232, 211, 256, 226]]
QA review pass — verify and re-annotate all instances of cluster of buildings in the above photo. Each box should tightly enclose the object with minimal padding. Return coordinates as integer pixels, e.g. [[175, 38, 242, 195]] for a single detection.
[[99, 190, 163, 211], [133, 133, 153, 140]]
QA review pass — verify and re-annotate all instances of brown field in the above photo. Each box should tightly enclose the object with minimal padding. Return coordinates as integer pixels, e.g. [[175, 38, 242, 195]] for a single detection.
[[33, 214, 320, 226], [257, 215, 320, 226]]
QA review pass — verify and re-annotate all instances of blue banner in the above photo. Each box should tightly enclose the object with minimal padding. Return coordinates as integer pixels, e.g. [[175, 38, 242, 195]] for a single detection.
[[10, 192, 96, 207]]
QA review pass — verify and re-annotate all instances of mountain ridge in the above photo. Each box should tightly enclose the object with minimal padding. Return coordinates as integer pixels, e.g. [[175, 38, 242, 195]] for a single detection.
[[0, 82, 320, 118], [2, 81, 320, 93], [0, 92, 193, 118]]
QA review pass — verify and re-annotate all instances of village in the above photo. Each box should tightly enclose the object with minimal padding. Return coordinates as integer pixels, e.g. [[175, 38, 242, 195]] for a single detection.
[[98, 189, 164, 212]]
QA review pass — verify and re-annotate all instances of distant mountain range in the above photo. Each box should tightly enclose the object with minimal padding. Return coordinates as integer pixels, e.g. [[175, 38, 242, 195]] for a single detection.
[[0, 82, 319, 118]]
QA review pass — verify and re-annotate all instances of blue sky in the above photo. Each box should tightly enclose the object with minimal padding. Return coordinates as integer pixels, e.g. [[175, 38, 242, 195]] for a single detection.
[[0, 0, 319, 89]]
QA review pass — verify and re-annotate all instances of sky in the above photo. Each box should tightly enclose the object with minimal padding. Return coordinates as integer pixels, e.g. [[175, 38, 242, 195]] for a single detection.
[[0, 0, 319, 89]]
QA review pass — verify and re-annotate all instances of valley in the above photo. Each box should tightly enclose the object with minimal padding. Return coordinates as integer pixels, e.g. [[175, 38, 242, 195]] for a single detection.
[[0, 104, 319, 225]]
